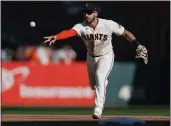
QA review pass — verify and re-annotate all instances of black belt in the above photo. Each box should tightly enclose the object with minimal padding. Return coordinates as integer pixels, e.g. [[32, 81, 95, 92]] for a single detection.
[[89, 53, 101, 57], [88, 51, 113, 58]]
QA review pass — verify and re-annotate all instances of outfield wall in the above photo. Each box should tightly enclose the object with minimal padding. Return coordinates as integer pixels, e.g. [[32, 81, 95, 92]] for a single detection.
[[2, 61, 169, 107]]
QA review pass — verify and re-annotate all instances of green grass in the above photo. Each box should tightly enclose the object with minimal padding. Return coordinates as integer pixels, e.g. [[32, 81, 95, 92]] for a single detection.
[[2, 106, 170, 116]]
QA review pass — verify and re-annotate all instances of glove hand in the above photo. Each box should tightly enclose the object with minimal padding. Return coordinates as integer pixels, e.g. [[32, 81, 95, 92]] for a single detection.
[[44, 35, 57, 46], [135, 45, 148, 65]]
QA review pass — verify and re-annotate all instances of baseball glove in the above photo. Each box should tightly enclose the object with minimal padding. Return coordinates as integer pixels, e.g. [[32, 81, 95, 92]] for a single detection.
[[135, 45, 148, 65]]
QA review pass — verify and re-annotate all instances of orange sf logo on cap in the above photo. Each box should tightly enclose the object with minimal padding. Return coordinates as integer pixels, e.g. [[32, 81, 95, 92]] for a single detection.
[[86, 3, 89, 8]]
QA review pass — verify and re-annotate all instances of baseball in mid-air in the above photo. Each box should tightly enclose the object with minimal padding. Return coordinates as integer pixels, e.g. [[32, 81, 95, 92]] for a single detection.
[[30, 21, 36, 27]]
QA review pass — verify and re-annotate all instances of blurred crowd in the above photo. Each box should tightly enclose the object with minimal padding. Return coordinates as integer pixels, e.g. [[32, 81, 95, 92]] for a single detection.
[[2, 44, 77, 65]]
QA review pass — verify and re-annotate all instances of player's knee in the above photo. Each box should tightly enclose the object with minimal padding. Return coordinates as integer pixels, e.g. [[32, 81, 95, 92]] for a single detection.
[[96, 71, 103, 77], [95, 73, 105, 81]]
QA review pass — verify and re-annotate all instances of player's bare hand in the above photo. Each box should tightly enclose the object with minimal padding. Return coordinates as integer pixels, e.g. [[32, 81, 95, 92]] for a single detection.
[[43, 36, 57, 46], [135, 45, 148, 65]]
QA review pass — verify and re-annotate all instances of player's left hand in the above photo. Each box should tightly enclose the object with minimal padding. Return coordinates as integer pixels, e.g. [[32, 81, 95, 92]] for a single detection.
[[135, 45, 148, 65]]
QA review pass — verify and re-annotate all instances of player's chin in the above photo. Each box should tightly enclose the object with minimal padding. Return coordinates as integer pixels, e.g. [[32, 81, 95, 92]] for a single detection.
[[85, 19, 89, 22], [86, 19, 93, 23]]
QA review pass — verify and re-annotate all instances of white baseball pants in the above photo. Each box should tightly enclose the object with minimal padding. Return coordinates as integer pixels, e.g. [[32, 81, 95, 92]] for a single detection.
[[86, 51, 114, 114]]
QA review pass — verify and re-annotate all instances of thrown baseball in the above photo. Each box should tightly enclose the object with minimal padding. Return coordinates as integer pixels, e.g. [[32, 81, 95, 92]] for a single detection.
[[30, 21, 36, 27]]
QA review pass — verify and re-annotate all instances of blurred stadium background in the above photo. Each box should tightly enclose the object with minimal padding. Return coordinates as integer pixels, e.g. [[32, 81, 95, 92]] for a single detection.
[[1, 1, 170, 121]]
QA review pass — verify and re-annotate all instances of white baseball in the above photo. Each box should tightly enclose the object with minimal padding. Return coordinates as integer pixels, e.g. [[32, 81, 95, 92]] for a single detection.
[[30, 21, 36, 27]]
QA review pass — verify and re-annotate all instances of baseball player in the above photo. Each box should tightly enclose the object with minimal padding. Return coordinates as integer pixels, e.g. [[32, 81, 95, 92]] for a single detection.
[[44, 3, 148, 119]]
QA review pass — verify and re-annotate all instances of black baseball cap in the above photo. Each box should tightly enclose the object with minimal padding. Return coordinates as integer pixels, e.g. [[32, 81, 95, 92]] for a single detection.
[[82, 3, 99, 13]]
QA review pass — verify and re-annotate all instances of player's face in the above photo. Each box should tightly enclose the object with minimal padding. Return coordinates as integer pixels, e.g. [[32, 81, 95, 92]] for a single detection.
[[83, 11, 97, 23]]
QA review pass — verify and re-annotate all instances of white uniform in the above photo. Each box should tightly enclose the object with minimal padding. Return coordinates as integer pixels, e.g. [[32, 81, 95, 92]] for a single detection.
[[72, 18, 125, 115]]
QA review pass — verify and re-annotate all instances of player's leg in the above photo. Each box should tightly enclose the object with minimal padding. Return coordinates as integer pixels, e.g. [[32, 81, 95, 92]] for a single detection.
[[86, 53, 96, 90], [93, 52, 114, 118]]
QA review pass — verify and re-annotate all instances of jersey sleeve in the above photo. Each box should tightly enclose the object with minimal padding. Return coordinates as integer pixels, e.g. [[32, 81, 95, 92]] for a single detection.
[[72, 23, 83, 37], [108, 20, 125, 36]]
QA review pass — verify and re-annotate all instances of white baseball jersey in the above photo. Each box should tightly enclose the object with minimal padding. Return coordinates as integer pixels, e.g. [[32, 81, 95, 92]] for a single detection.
[[72, 18, 125, 56]]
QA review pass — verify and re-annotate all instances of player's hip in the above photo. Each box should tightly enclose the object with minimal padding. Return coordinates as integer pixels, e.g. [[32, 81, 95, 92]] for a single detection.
[[87, 50, 114, 58]]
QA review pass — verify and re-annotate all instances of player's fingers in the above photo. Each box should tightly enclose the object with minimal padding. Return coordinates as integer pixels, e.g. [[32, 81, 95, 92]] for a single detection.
[[44, 37, 53, 43], [51, 39, 56, 43], [44, 36, 53, 42], [49, 40, 55, 46], [44, 39, 50, 43], [43, 36, 51, 39], [49, 41, 53, 46]]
